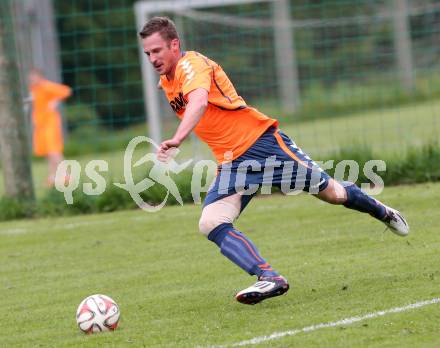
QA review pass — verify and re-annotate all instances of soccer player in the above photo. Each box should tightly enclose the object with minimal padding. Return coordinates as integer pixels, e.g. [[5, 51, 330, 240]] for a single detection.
[[139, 17, 409, 305]]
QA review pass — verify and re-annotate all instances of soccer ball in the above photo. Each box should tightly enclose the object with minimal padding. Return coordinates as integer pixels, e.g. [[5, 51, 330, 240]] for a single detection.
[[76, 294, 120, 333]]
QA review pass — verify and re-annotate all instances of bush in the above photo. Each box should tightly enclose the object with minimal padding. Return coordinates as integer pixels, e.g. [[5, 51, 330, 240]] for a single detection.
[[37, 189, 69, 217], [383, 142, 440, 185], [322, 142, 440, 187], [324, 144, 376, 184], [0, 197, 35, 220], [95, 183, 136, 212]]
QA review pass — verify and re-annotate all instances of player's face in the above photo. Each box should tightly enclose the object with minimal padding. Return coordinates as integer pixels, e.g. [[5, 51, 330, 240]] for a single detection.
[[142, 32, 180, 77], [29, 70, 43, 86]]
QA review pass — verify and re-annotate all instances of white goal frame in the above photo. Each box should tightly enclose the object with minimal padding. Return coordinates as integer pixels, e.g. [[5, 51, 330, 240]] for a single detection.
[[134, 0, 299, 145]]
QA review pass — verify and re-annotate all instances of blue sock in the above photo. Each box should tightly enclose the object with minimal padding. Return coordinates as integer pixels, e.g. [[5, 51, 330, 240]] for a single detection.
[[342, 181, 386, 220], [208, 223, 279, 277]]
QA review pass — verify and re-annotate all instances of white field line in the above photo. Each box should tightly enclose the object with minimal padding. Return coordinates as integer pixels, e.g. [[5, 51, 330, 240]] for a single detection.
[[0, 219, 118, 235], [0, 209, 189, 236], [208, 297, 440, 348]]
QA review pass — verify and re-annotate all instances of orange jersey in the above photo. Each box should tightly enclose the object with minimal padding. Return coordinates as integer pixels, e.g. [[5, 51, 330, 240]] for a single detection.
[[31, 79, 71, 156], [160, 51, 277, 163]]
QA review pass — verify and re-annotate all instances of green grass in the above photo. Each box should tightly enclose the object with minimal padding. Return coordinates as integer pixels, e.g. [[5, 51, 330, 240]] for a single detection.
[[281, 100, 440, 156], [255, 72, 440, 126], [0, 183, 439, 347]]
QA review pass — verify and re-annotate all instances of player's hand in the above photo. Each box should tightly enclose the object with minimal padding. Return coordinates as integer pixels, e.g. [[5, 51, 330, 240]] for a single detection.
[[157, 138, 181, 162]]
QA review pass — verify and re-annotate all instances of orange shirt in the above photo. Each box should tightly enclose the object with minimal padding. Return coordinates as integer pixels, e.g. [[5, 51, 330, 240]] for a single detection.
[[160, 51, 277, 163], [31, 79, 71, 156]]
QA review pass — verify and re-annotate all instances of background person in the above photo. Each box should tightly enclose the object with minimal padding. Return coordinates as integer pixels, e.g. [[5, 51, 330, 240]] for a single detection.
[[29, 69, 72, 187]]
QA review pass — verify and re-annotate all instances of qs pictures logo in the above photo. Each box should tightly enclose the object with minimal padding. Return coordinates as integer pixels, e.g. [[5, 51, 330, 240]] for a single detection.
[[55, 136, 194, 212]]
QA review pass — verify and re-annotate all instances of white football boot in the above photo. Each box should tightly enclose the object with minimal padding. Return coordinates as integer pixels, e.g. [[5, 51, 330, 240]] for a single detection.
[[382, 205, 409, 236], [235, 275, 289, 305]]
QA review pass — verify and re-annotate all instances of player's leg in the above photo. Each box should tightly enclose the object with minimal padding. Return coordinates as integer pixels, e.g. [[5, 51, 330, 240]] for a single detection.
[[272, 129, 409, 236], [199, 193, 289, 304], [200, 194, 277, 278], [316, 179, 409, 236], [47, 152, 64, 187], [46, 122, 65, 187]]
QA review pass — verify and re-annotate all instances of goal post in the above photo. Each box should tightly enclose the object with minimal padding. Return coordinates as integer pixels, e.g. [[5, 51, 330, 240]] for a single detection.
[[134, 0, 300, 146]]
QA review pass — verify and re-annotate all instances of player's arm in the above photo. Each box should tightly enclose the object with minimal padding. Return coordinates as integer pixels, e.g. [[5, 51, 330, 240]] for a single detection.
[[158, 88, 208, 158], [44, 80, 72, 99]]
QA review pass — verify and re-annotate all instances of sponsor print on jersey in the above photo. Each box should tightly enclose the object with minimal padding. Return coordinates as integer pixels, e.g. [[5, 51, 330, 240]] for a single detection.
[[169, 92, 188, 113], [179, 59, 195, 86]]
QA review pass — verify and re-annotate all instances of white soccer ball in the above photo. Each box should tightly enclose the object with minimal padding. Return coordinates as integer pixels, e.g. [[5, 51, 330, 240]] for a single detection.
[[76, 294, 120, 333]]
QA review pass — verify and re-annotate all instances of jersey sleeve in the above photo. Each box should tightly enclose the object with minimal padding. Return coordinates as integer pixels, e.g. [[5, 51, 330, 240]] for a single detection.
[[178, 56, 212, 97], [42, 80, 72, 100]]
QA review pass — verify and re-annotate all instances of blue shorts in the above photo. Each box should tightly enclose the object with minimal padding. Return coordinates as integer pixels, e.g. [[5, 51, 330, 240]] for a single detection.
[[203, 127, 330, 211]]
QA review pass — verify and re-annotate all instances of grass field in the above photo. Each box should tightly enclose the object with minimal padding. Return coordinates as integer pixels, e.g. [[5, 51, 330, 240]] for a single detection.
[[1, 182, 439, 347], [282, 100, 440, 156]]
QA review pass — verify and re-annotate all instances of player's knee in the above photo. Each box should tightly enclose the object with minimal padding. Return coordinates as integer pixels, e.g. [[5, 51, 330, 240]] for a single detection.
[[319, 179, 347, 204], [198, 211, 236, 237], [198, 199, 240, 237], [198, 215, 222, 237], [333, 181, 349, 203]]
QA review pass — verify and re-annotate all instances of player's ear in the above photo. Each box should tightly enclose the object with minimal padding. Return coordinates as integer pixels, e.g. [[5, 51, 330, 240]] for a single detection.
[[170, 38, 180, 51]]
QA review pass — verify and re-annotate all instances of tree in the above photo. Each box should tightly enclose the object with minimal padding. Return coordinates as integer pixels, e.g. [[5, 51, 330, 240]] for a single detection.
[[0, 0, 35, 201]]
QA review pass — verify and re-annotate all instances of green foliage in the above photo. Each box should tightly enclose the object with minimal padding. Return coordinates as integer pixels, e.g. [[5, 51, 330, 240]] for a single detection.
[[37, 188, 70, 217], [324, 144, 376, 183], [95, 183, 135, 212], [323, 141, 440, 187], [383, 142, 440, 185], [0, 197, 34, 220]]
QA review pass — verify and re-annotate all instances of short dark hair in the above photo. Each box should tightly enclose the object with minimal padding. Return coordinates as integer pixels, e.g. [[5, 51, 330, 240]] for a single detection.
[[139, 16, 179, 42]]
